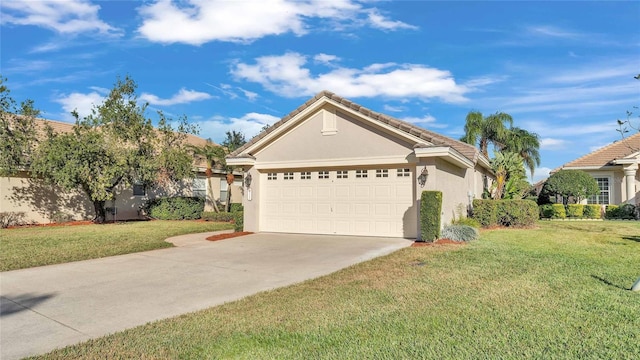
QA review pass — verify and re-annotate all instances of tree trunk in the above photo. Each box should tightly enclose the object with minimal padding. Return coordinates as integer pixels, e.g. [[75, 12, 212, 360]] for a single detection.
[[93, 200, 106, 224], [205, 176, 220, 213], [226, 186, 231, 212]]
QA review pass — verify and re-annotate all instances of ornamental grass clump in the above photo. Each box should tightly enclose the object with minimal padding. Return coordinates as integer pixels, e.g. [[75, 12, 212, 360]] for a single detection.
[[440, 225, 479, 242]]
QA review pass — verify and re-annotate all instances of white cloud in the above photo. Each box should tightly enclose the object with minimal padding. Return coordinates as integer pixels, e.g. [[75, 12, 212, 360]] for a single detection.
[[532, 167, 552, 183], [140, 88, 212, 106], [195, 112, 281, 143], [403, 115, 447, 129], [231, 52, 472, 103], [314, 53, 340, 65], [367, 9, 417, 31], [540, 138, 568, 150], [526, 25, 581, 39], [136, 0, 415, 45], [383, 105, 405, 112], [2, 0, 121, 35], [54, 91, 104, 120]]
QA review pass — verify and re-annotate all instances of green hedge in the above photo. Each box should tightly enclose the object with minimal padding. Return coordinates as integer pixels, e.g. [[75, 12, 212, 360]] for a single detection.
[[233, 211, 244, 232], [583, 204, 602, 219], [566, 204, 584, 218], [420, 191, 442, 242], [144, 197, 204, 220], [201, 212, 235, 222], [473, 199, 538, 227], [230, 203, 244, 213], [606, 204, 637, 220]]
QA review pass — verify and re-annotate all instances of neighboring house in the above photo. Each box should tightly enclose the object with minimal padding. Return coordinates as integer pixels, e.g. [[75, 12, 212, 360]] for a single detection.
[[555, 132, 640, 205], [227, 91, 494, 239], [0, 118, 242, 224]]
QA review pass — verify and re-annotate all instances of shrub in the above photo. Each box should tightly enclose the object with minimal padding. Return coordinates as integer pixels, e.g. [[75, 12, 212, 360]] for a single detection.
[[201, 212, 235, 222], [566, 204, 584, 218], [619, 204, 637, 220], [452, 217, 481, 228], [539, 204, 554, 219], [230, 203, 244, 213], [0, 212, 26, 228], [472, 199, 498, 227], [583, 204, 602, 219], [473, 199, 538, 227], [605, 205, 620, 219], [497, 200, 539, 226], [144, 197, 204, 220], [51, 211, 74, 223], [551, 204, 566, 219], [420, 191, 442, 242], [233, 211, 244, 232], [440, 225, 479, 242]]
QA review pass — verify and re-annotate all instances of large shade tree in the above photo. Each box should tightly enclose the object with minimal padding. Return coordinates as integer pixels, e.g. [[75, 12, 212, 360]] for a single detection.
[[0, 76, 39, 176], [30, 76, 196, 223]]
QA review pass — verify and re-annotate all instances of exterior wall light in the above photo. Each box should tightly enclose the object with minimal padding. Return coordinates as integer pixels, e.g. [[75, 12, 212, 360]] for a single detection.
[[244, 173, 252, 188], [418, 167, 428, 187]]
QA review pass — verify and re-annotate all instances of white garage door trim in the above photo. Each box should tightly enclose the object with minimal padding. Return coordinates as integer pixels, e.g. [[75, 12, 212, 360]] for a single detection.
[[259, 168, 413, 237]]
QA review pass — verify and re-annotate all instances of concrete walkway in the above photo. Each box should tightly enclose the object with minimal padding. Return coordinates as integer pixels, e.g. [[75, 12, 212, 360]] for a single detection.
[[0, 232, 412, 359]]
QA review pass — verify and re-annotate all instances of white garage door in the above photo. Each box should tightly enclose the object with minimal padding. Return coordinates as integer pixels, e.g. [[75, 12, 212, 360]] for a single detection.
[[260, 168, 414, 237]]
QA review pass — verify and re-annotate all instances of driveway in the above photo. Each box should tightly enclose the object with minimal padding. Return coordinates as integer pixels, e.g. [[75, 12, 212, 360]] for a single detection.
[[0, 232, 412, 359]]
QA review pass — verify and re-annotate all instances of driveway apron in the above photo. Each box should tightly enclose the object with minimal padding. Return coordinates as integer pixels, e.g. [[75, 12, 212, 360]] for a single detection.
[[0, 232, 411, 359]]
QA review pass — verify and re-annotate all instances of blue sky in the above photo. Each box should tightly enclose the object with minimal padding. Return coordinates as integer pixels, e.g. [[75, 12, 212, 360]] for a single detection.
[[1, 0, 639, 182]]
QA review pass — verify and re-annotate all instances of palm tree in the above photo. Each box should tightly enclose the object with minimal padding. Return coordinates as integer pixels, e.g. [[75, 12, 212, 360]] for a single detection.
[[460, 111, 513, 157], [188, 140, 227, 213], [500, 127, 540, 178], [490, 151, 525, 200]]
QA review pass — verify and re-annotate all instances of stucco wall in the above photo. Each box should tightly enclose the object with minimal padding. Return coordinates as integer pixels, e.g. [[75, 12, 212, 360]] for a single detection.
[[256, 106, 414, 163], [1, 172, 240, 224]]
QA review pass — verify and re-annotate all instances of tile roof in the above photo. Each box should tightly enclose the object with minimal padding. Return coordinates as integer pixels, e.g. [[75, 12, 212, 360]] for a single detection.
[[561, 132, 640, 169], [230, 90, 486, 166]]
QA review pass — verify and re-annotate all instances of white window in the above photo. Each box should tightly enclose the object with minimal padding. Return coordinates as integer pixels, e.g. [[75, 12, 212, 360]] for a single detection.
[[397, 168, 411, 177], [220, 179, 229, 201], [300, 171, 311, 180], [192, 177, 206, 198], [318, 171, 329, 179], [376, 169, 389, 178], [337, 170, 349, 179], [587, 177, 610, 205], [133, 182, 146, 196], [356, 170, 368, 178], [267, 173, 277, 180], [284, 172, 294, 180]]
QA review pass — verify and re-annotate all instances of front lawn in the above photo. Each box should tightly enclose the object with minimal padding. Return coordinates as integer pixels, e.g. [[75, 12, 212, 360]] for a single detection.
[[0, 220, 233, 271], [32, 221, 640, 359]]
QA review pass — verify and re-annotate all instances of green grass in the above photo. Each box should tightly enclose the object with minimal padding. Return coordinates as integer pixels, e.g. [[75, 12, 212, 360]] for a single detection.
[[31, 221, 640, 359], [0, 220, 233, 271]]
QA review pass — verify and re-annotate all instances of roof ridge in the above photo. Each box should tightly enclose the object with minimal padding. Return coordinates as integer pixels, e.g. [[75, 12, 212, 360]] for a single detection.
[[562, 131, 640, 168], [230, 90, 484, 165]]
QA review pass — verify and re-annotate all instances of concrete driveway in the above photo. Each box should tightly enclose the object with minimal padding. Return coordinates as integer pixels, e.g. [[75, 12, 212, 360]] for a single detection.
[[0, 232, 412, 359]]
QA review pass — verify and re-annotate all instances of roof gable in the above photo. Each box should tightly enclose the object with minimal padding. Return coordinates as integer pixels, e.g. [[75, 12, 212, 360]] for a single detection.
[[561, 132, 640, 169], [230, 90, 486, 166]]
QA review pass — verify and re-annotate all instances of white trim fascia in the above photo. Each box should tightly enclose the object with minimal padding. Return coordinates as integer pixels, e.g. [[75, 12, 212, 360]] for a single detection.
[[241, 96, 436, 157], [613, 157, 640, 165], [226, 157, 256, 167], [255, 155, 414, 170], [414, 146, 474, 169], [561, 165, 621, 171]]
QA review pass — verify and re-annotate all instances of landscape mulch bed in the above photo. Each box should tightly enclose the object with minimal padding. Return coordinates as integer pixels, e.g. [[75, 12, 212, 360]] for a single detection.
[[206, 232, 253, 242], [411, 239, 465, 247]]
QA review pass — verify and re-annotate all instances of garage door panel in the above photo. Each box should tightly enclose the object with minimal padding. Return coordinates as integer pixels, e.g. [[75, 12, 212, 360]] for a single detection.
[[260, 170, 413, 237]]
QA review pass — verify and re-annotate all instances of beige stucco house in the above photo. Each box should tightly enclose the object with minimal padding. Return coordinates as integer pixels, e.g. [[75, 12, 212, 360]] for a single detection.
[[0, 119, 242, 224], [227, 91, 493, 239], [555, 132, 640, 205]]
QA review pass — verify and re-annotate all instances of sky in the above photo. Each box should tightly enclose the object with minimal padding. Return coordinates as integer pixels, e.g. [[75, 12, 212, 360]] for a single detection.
[[1, 0, 639, 183]]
